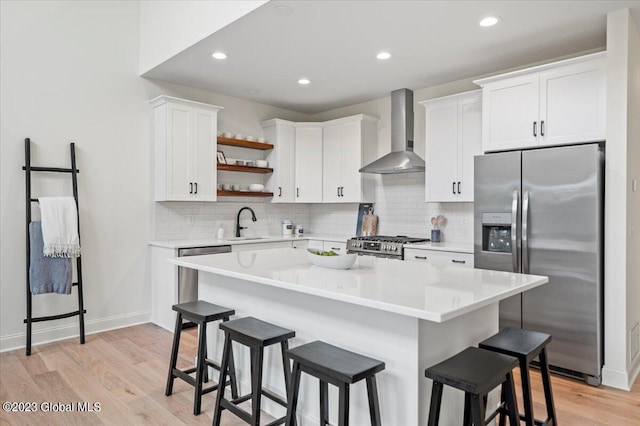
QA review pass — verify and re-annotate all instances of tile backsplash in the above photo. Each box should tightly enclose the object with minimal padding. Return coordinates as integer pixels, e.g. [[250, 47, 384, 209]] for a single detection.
[[153, 173, 473, 244]]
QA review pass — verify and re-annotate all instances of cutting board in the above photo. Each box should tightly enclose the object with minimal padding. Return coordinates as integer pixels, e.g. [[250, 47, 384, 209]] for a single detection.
[[361, 207, 378, 236]]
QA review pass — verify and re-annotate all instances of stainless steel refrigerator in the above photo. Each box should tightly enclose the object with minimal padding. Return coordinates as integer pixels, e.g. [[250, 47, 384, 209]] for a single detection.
[[474, 143, 604, 385]]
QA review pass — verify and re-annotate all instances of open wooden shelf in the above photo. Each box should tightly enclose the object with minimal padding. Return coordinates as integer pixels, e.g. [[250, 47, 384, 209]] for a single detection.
[[217, 164, 273, 174], [217, 190, 273, 197], [217, 137, 274, 150]]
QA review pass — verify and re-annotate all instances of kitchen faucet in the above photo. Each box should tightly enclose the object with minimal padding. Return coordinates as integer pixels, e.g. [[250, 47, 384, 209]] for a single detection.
[[235, 207, 257, 237]]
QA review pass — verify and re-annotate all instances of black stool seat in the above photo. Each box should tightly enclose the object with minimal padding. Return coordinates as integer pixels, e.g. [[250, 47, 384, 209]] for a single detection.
[[220, 316, 295, 346], [425, 347, 518, 395], [480, 328, 557, 426], [424, 347, 520, 426], [479, 327, 551, 360], [213, 317, 296, 426], [287, 340, 385, 384], [165, 300, 238, 416], [173, 300, 235, 322], [286, 341, 385, 426]]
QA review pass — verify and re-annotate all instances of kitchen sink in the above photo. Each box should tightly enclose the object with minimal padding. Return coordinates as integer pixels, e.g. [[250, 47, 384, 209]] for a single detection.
[[223, 237, 268, 241]]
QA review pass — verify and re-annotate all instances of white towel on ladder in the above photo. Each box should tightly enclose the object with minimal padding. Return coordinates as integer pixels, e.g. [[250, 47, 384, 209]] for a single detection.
[[39, 197, 81, 258]]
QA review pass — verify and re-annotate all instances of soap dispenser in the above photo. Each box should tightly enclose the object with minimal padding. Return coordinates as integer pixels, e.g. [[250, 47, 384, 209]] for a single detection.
[[217, 225, 225, 240]]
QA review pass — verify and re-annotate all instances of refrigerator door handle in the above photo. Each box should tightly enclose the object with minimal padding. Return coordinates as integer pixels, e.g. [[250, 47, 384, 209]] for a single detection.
[[522, 190, 530, 274], [511, 190, 519, 273]]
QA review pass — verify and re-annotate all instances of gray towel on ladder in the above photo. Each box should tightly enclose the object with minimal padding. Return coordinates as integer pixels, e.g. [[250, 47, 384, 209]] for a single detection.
[[29, 221, 72, 295]]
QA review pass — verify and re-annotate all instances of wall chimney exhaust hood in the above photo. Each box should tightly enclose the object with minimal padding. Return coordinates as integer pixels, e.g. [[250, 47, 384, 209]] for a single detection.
[[359, 88, 425, 174]]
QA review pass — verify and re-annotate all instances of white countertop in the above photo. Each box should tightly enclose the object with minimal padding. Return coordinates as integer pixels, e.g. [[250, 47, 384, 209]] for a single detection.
[[149, 234, 349, 249], [169, 248, 547, 323], [404, 242, 474, 254]]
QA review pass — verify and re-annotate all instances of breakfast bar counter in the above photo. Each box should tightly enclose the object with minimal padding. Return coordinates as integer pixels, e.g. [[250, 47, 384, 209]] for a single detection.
[[168, 248, 547, 425]]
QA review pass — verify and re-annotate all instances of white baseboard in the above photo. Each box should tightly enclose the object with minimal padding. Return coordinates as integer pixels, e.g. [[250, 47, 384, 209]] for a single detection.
[[602, 364, 632, 390], [0, 311, 151, 353]]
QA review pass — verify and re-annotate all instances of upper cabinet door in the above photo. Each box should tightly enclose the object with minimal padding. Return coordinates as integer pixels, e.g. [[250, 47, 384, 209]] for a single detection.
[[294, 126, 323, 202], [191, 106, 217, 201], [457, 96, 482, 202], [422, 91, 481, 203], [166, 103, 193, 200], [482, 75, 540, 152], [338, 120, 362, 202], [539, 59, 606, 146], [322, 124, 342, 202], [425, 100, 459, 202], [151, 96, 222, 202]]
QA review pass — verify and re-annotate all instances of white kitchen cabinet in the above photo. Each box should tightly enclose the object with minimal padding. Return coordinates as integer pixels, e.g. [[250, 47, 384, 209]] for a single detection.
[[475, 52, 605, 152], [295, 125, 323, 202], [150, 96, 222, 201], [231, 241, 293, 252], [323, 241, 347, 254], [322, 115, 378, 203], [404, 248, 473, 268], [307, 240, 324, 250], [420, 91, 481, 202], [292, 240, 309, 250], [262, 119, 295, 202]]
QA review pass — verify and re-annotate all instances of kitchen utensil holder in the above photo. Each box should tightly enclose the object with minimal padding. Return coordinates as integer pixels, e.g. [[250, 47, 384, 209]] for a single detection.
[[431, 229, 441, 243]]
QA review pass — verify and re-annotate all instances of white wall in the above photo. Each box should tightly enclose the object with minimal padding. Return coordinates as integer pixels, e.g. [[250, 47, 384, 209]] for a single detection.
[[624, 11, 640, 385], [0, 0, 307, 352], [602, 8, 640, 390], [139, 0, 267, 75]]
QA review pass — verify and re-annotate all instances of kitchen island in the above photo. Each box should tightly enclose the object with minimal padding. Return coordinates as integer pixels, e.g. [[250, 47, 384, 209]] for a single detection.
[[169, 248, 547, 425]]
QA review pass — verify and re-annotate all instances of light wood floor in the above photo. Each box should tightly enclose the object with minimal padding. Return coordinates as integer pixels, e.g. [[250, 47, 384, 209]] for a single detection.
[[1, 323, 638, 425]]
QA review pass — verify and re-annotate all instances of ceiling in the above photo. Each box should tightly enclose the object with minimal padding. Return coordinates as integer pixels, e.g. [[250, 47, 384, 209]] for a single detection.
[[143, 1, 640, 114]]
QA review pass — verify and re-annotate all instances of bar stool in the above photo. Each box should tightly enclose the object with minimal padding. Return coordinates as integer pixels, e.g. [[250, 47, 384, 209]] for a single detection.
[[424, 346, 520, 426], [212, 316, 296, 426], [285, 340, 385, 426], [479, 328, 557, 426], [165, 301, 238, 415]]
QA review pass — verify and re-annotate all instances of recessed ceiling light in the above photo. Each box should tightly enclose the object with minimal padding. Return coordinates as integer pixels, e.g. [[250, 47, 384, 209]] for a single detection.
[[273, 5, 293, 16], [479, 16, 500, 27], [297, 78, 310, 85], [376, 52, 391, 60], [211, 52, 227, 60], [246, 89, 261, 95]]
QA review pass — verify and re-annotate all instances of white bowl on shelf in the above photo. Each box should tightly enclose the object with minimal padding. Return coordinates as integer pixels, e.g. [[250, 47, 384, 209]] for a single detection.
[[255, 160, 268, 168], [306, 249, 357, 270], [248, 184, 265, 192]]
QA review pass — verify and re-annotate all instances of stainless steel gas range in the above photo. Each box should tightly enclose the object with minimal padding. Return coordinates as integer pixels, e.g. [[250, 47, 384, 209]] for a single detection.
[[347, 236, 430, 260]]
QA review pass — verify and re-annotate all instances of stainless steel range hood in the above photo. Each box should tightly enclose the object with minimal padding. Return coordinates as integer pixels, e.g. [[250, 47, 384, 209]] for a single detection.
[[359, 88, 425, 174]]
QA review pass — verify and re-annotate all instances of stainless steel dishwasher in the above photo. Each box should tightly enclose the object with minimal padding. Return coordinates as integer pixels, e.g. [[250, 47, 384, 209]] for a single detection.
[[178, 246, 232, 303]]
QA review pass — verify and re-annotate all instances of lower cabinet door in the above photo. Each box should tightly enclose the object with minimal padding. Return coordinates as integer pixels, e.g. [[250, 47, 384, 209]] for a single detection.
[[323, 241, 347, 254]]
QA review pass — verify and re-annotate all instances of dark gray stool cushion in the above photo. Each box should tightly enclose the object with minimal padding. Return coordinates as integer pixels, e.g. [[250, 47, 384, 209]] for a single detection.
[[172, 300, 234, 323]]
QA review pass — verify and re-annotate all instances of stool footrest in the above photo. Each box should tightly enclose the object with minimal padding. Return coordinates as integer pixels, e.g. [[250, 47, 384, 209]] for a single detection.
[[264, 418, 286, 426], [183, 366, 197, 375], [230, 394, 253, 405], [173, 369, 196, 387], [220, 390, 288, 423], [262, 388, 287, 407]]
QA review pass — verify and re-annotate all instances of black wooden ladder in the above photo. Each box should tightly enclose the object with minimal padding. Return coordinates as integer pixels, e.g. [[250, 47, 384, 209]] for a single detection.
[[23, 138, 86, 356]]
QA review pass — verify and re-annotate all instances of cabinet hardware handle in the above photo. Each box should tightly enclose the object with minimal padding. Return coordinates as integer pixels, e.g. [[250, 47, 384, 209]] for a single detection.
[[452, 182, 456, 194], [340, 187, 344, 197], [451, 259, 466, 264], [296, 187, 299, 197], [533, 121, 537, 137], [194, 182, 197, 194], [415, 256, 427, 260], [279, 187, 282, 197], [337, 187, 340, 197], [189, 182, 193, 194], [331, 247, 341, 250], [457, 181, 461, 194], [541, 120, 545, 137]]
